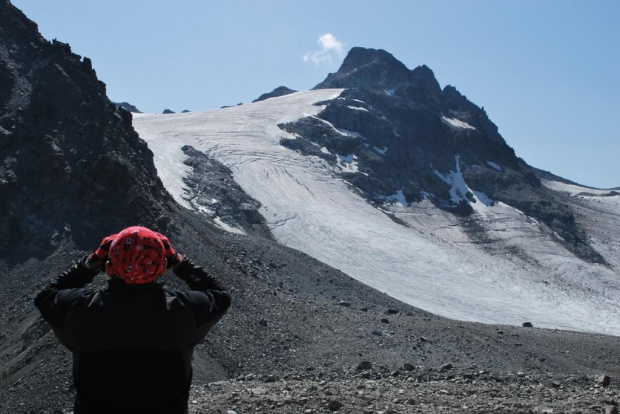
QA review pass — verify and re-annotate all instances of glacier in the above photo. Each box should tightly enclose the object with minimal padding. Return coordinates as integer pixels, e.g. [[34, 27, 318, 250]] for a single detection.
[[133, 90, 620, 336]]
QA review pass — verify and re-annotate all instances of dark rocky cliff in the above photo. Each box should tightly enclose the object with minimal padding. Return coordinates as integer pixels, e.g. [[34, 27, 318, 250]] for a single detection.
[[0, 0, 175, 261], [284, 47, 602, 262]]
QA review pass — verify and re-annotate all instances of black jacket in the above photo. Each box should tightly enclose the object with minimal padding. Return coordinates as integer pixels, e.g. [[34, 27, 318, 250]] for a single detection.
[[34, 256, 231, 414]]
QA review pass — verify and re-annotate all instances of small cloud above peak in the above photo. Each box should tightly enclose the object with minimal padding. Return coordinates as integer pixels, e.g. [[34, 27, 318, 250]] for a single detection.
[[302, 33, 346, 65], [318, 33, 344, 54]]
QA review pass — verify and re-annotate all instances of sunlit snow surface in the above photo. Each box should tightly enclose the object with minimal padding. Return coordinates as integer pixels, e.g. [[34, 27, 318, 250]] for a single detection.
[[441, 116, 476, 130], [133, 90, 620, 336], [541, 179, 616, 196]]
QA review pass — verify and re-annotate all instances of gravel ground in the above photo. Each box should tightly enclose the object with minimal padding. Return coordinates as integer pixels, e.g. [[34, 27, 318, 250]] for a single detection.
[[188, 368, 619, 414]]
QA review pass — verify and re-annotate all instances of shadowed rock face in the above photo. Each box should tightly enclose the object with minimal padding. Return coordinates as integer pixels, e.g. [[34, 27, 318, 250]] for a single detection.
[[286, 47, 603, 263], [0, 0, 174, 261], [315, 48, 427, 91]]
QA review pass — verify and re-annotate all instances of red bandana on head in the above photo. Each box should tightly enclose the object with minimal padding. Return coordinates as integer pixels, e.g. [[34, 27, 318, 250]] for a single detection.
[[93, 226, 175, 284]]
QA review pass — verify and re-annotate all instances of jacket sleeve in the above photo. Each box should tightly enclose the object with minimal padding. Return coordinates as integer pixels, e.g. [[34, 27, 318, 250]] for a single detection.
[[34, 256, 99, 328], [173, 257, 231, 341]]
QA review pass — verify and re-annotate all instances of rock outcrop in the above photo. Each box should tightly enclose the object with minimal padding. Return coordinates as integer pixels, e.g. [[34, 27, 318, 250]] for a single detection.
[[114, 101, 141, 113], [253, 85, 297, 103], [181, 145, 270, 238]]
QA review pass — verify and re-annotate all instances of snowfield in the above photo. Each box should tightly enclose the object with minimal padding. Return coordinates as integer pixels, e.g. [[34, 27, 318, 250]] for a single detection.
[[133, 90, 620, 336], [541, 179, 617, 196]]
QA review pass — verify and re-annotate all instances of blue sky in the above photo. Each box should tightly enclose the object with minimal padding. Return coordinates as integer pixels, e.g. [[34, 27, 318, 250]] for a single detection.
[[12, 0, 620, 188]]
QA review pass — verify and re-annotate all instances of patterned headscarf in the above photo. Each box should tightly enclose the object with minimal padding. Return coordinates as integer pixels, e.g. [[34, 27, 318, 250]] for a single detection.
[[92, 226, 175, 284]]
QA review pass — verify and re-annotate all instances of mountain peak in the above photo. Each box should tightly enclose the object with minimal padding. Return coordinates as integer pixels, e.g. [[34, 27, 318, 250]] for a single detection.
[[411, 64, 437, 83], [338, 47, 406, 73], [314, 47, 425, 90]]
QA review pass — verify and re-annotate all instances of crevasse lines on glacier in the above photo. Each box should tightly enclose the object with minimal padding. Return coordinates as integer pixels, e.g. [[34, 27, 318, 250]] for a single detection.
[[133, 90, 620, 336]]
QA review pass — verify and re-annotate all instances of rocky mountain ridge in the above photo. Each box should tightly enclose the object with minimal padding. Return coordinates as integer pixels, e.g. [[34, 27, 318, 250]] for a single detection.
[[281, 47, 602, 263], [0, 0, 175, 262]]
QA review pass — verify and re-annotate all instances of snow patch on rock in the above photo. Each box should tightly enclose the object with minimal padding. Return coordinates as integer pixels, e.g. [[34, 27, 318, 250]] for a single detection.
[[487, 161, 502, 171], [441, 116, 476, 130], [433, 155, 493, 213]]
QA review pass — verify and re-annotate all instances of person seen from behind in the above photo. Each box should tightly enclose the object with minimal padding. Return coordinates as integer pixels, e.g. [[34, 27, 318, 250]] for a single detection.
[[35, 226, 231, 414]]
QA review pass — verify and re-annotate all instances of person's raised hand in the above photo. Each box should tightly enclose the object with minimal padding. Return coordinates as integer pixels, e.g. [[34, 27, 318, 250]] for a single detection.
[[86, 234, 116, 272]]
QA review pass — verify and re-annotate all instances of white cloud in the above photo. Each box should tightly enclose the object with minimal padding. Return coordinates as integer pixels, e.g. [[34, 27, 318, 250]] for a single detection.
[[302, 33, 346, 65], [318, 33, 345, 54]]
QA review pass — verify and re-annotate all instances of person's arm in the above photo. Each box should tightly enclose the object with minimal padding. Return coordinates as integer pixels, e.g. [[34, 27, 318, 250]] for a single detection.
[[172, 255, 231, 337], [34, 256, 99, 328]]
